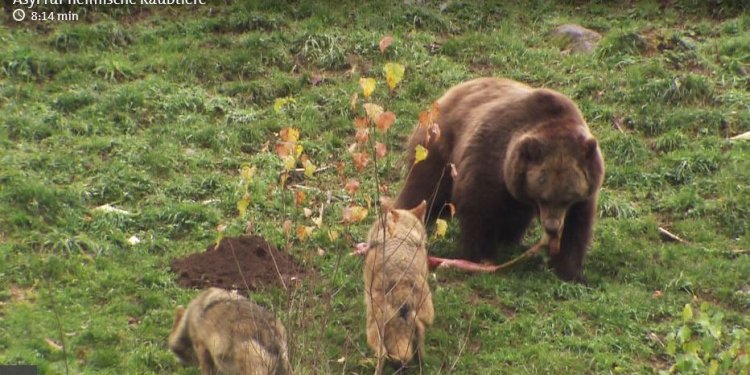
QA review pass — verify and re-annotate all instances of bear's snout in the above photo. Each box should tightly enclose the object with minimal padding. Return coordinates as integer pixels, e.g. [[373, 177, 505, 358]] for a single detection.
[[544, 218, 561, 236]]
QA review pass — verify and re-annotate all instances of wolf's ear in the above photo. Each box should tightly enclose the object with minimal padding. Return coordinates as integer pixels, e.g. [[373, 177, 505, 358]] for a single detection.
[[379, 196, 394, 212], [410, 200, 428, 222]]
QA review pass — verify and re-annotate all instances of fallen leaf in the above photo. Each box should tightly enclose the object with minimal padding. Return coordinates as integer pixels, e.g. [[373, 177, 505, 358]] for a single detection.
[[383, 62, 405, 91], [414, 144, 428, 164], [282, 219, 293, 236], [296, 225, 314, 241], [273, 97, 296, 113], [376, 111, 396, 132], [303, 159, 316, 178], [283, 155, 296, 171], [280, 127, 300, 144], [327, 229, 340, 242], [435, 219, 448, 238], [359, 77, 376, 99], [343, 205, 368, 223], [379, 36, 394, 54], [295, 190, 306, 207], [375, 142, 387, 159], [345, 179, 360, 195], [303, 208, 313, 217], [652, 290, 663, 299], [317, 247, 326, 256], [275, 142, 293, 157]]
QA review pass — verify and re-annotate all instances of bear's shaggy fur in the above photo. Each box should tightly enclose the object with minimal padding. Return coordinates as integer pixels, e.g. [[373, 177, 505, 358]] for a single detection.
[[395, 77, 604, 283]]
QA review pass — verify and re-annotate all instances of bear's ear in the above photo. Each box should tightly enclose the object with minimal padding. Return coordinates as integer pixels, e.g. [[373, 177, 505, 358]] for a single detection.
[[583, 138, 598, 160], [520, 137, 542, 163]]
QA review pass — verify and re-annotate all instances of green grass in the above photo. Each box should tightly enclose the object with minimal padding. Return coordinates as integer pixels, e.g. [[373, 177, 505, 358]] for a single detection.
[[1, 1, 749, 374]]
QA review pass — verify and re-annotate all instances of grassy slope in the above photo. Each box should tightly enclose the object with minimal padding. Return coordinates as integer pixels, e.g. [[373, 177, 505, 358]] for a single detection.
[[1, 1, 749, 374]]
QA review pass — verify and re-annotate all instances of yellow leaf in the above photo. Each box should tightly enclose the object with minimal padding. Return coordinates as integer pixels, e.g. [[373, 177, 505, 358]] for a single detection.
[[295, 144, 304, 159], [435, 219, 448, 238], [280, 127, 300, 144], [237, 192, 251, 217], [363, 103, 384, 122], [240, 165, 256, 183], [303, 159, 316, 178], [327, 229, 340, 242], [414, 144, 428, 164], [343, 205, 368, 223], [283, 155, 296, 171], [383, 62, 405, 91], [296, 225, 314, 241], [274, 97, 296, 113], [359, 77, 376, 99]]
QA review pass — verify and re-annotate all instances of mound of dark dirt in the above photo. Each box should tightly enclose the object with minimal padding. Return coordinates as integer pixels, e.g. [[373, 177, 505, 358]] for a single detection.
[[171, 235, 304, 291]]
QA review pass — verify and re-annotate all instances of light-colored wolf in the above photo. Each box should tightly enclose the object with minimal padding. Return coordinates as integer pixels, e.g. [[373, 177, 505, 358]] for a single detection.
[[168, 287, 292, 375], [363, 200, 435, 370]]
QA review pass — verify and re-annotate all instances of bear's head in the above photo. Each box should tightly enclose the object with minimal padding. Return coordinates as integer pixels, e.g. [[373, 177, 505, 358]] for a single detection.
[[504, 124, 603, 254]]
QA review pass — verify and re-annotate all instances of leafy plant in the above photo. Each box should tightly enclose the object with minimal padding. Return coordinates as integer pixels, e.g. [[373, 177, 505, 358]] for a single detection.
[[661, 302, 749, 374]]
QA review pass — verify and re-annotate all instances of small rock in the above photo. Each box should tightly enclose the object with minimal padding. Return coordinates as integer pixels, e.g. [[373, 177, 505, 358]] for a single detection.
[[550, 24, 602, 54]]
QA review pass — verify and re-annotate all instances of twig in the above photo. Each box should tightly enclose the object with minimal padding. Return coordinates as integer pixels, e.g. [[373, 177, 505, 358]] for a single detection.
[[658, 227, 686, 243]]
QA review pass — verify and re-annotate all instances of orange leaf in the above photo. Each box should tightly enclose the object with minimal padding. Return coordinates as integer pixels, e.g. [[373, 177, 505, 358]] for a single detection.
[[354, 116, 369, 129], [375, 142, 387, 159], [376, 111, 396, 132], [345, 179, 360, 195], [279, 127, 300, 144], [355, 128, 370, 145], [295, 190, 306, 207], [282, 219, 293, 235], [379, 36, 394, 54], [275, 142, 293, 157], [351, 152, 370, 171], [296, 225, 314, 241]]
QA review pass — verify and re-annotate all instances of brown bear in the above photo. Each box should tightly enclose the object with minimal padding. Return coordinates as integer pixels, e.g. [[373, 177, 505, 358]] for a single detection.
[[394, 77, 604, 283]]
